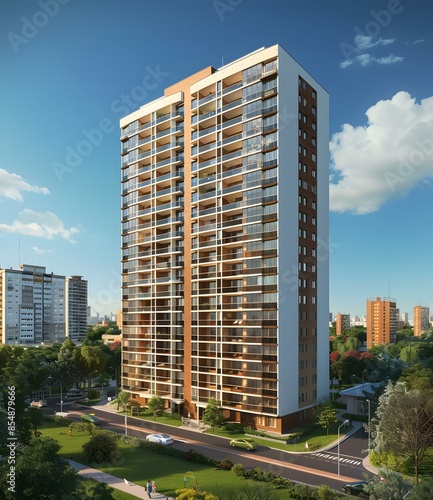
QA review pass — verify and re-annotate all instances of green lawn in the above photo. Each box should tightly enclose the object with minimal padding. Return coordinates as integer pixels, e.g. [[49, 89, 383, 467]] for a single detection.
[[117, 409, 183, 427], [40, 420, 292, 499], [204, 422, 351, 452]]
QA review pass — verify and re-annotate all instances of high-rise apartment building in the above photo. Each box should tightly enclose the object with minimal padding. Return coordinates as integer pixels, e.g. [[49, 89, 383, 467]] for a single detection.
[[413, 305, 430, 336], [0, 265, 66, 345], [65, 275, 88, 342], [120, 45, 329, 433], [0, 265, 88, 345], [366, 297, 398, 348], [335, 313, 350, 335]]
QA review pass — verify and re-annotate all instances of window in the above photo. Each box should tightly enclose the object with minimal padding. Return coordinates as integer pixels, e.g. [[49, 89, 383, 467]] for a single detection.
[[312, 169, 316, 178], [312, 153, 316, 163], [312, 107, 316, 115], [312, 122, 316, 130], [312, 90, 316, 99]]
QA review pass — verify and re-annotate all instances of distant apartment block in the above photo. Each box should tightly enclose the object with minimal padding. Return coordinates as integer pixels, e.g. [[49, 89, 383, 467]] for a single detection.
[[401, 312, 409, 324], [0, 265, 87, 345], [413, 305, 430, 336], [66, 275, 88, 342], [120, 44, 329, 433], [350, 315, 367, 327], [335, 313, 350, 335], [366, 297, 398, 348]]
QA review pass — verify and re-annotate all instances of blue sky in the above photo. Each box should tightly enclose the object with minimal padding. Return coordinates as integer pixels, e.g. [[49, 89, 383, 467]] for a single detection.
[[0, 0, 432, 319]]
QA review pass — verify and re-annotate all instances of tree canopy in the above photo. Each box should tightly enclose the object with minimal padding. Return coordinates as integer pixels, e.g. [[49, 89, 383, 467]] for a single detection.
[[371, 381, 433, 485], [202, 398, 225, 432]]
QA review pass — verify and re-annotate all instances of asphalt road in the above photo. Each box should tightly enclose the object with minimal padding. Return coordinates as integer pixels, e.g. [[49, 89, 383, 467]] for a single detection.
[[43, 401, 372, 493]]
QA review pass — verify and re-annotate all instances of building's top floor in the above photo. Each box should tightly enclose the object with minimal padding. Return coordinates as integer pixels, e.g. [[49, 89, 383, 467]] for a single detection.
[[120, 44, 328, 128], [367, 296, 397, 304]]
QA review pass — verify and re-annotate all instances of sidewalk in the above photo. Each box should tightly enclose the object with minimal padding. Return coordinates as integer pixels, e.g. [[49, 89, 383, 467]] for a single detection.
[[68, 459, 173, 499]]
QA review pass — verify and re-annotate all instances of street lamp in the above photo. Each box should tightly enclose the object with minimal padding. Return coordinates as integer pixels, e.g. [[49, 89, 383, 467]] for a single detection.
[[362, 369, 367, 384], [48, 376, 63, 414], [366, 399, 371, 454], [337, 419, 349, 477]]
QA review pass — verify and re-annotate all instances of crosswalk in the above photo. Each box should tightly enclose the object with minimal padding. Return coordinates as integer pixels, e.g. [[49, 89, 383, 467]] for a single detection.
[[312, 452, 363, 466]]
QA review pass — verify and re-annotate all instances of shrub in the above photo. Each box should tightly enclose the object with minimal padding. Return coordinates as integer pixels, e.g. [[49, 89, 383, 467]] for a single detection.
[[49, 415, 73, 426], [231, 464, 245, 477], [88, 389, 100, 400], [217, 458, 234, 470], [82, 430, 120, 463], [182, 448, 213, 465], [224, 422, 244, 432]]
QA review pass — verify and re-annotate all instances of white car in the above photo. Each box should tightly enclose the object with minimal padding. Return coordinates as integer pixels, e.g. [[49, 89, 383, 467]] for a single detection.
[[31, 400, 47, 408], [145, 433, 174, 445]]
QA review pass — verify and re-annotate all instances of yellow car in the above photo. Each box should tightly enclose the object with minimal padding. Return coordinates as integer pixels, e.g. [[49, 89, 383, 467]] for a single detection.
[[229, 438, 258, 450]]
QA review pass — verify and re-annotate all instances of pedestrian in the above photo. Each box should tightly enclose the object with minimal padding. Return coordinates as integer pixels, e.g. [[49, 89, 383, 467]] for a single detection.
[[69, 426, 72, 437], [146, 480, 152, 498], [152, 480, 156, 493]]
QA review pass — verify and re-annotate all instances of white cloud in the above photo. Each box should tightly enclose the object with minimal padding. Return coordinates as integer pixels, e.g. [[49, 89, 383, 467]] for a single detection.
[[32, 246, 53, 255], [330, 91, 433, 214], [340, 35, 402, 68], [0, 169, 49, 201], [0, 209, 79, 242], [354, 35, 395, 50], [375, 54, 404, 65], [340, 53, 403, 68]]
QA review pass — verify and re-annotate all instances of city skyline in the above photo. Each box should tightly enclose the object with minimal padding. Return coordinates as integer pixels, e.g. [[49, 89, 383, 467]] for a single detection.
[[1, 1, 433, 318]]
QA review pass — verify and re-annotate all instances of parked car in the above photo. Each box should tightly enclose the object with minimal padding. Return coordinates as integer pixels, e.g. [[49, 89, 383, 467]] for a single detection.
[[30, 400, 47, 408], [229, 438, 258, 451], [145, 433, 174, 445], [65, 389, 85, 399], [80, 414, 101, 425], [342, 481, 369, 497]]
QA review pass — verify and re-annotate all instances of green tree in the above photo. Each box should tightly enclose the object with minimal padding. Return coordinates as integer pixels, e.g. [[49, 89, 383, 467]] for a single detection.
[[82, 430, 120, 464], [202, 398, 225, 432], [0, 436, 79, 499], [364, 468, 412, 499], [148, 395, 165, 418], [114, 390, 131, 411], [314, 404, 338, 435], [371, 381, 433, 485], [74, 345, 106, 394], [399, 365, 433, 391], [399, 344, 420, 366], [411, 476, 433, 499]]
